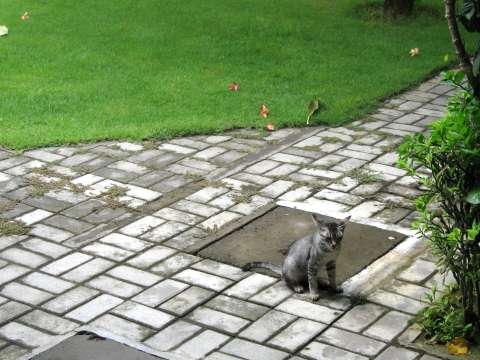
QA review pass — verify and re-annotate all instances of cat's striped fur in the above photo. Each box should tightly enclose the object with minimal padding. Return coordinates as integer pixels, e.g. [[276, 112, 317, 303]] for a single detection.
[[243, 214, 350, 301]]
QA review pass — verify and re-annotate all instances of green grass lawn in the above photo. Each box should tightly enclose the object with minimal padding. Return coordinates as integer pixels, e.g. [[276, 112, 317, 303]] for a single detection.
[[0, 0, 459, 149]]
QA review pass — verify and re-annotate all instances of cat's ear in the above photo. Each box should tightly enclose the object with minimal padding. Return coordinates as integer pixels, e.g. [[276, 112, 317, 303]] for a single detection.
[[338, 215, 351, 230], [311, 214, 326, 226]]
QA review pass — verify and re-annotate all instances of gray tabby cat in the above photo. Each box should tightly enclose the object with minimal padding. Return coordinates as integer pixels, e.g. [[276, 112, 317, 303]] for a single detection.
[[243, 214, 350, 301]]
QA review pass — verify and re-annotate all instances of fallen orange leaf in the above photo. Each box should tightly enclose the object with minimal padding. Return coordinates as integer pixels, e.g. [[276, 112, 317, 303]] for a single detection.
[[265, 123, 275, 131], [260, 104, 269, 118], [447, 337, 469, 355], [21, 12, 29, 21], [228, 82, 240, 91]]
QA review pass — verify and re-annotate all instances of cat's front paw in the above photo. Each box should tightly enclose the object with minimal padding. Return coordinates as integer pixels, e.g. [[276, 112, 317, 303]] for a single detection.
[[308, 292, 320, 301]]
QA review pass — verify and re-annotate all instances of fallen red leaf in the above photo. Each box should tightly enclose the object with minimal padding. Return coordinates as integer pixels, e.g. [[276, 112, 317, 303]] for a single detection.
[[260, 104, 269, 118], [21, 12, 29, 21], [265, 123, 275, 131], [228, 82, 240, 91]]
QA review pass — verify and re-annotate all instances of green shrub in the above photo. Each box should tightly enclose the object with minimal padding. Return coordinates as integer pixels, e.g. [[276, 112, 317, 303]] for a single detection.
[[417, 286, 474, 343], [398, 70, 480, 337]]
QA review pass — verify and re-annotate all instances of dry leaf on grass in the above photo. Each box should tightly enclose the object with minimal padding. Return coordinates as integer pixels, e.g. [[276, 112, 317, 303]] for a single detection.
[[260, 104, 269, 118], [228, 82, 240, 91], [265, 122, 275, 131]]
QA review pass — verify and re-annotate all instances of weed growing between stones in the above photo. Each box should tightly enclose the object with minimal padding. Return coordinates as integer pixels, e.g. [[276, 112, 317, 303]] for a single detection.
[[321, 136, 345, 143], [28, 167, 85, 197], [185, 173, 205, 182], [0, 219, 29, 236], [101, 185, 129, 209], [231, 185, 260, 203], [348, 169, 381, 184]]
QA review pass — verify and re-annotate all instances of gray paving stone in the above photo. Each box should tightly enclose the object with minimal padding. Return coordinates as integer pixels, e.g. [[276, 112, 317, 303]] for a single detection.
[[250, 281, 293, 306], [1, 282, 52, 305], [206, 295, 269, 321], [160, 286, 214, 316], [397, 259, 437, 284], [92, 314, 152, 342], [0, 264, 30, 285], [233, 172, 273, 186], [268, 318, 326, 352], [30, 223, 73, 242], [229, 195, 271, 216], [42, 286, 99, 314], [88, 275, 143, 298], [152, 175, 191, 192], [0, 248, 49, 267], [239, 310, 295, 342], [120, 216, 166, 237], [195, 147, 228, 160], [221, 338, 288, 360], [318, 327, 386, 356], [387, 279, 431, 302], [62, 258, 115, 282], [145, 320, 202, 351], [368, 290, 427, 315], [261, 180, 295, 198], [334, 303, 386, 332], [192, 259, 247, 281], [82, 242, 133, 261], [314, 189, 363, 206], [213, 150, 247, 164], [0, 344, 30, 360], [108, 265, 162, 287], [299, 167, 342, 179], [363, 311, 412, 342], [130, 170, 172, 187], [22, 272, 75, 294], [127, 245, 176, 269], [100, 233, 151, 252], [0, 301, 31, 324], [16, 209, 52, 225], [276, 298, 342, 324], [133, 279, 189, 307], [349, 200, 386, 219], [23, 196, 71, 213], [180, 158, 217, 172], [19, 310, 78, 334], [66, 294, 123, 322], [44, 214, 94, 234], [204, 352, 243, 360], [112, 301, 174, 328], [16, 239, 61, 259], [300, 341, 368, 360], [279, 186, 313, 202], [174, 269, 233, 291], [225, 273, 277, 299], [0, 322, 52, 347], [41, 252, 92, 275], [151, 253, 200, 276], [174, 199, 221, 217], [187, 307, 250, 334], [187, 187, 230, 203], [375, 346, 419, 360], [174, 330, 230, 360], [62, 199, 104, 218]]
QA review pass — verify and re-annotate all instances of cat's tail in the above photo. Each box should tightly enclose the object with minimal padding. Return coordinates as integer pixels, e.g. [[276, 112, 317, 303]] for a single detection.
[[242, 261, 282, 275]]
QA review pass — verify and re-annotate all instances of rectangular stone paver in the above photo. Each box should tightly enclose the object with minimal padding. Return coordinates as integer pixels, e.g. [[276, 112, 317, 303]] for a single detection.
[[1, 282, 52, 305], [112, 301, 174, 329], [19, 310, 78, 334], [224, 273, 277, 299], [133, 279, 189, 307], [268, 318, 326, 351], [92, 314, 152, 342], [301, 341, 368, 360], [276, 298, 342, 324], [42, 286, 99, 314], [239, 310, 296, 342], [174, 330, 230, 360], [174, 269, 233, 292], [0, 302, 31, 324], [62, 258, 115, 282], [221, 338, 288, 360], [108, 265, 162, 287], [334, 303, 386, 332], [0, 322, 52, 347], [187, 307, 250, 334], [375, 346, 419, 360], [144, 320, 202, 351], [41, 253, 92, 275], [22, 272, 75, 294], [206, 295, 269, 321], [88, 275, 143, 298], [318, 327, 386, 356], [66, 294, 123, 322], [363, 311, 412, 342], [160, 286, 214, 316]]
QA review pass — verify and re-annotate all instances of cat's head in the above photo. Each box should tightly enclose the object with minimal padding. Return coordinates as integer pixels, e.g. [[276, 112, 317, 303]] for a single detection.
[[312, 214, 351, 249]]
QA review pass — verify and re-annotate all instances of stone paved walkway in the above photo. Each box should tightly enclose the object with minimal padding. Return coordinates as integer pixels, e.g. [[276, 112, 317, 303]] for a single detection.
[[0, 75, 457, 360]]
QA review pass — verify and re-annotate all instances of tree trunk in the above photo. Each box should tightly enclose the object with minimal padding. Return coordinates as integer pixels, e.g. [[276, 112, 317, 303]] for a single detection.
[[384, 0, 415, 17]]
